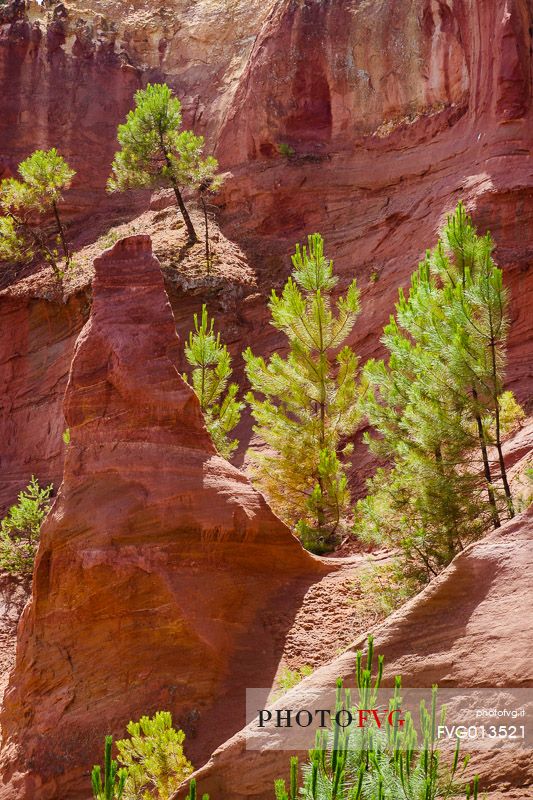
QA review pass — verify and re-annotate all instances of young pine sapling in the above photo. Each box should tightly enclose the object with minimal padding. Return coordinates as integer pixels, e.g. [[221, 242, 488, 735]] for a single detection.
[[0, 148, 75, 278], [108, 83, 221, 246], [184, 305, 243, 459]]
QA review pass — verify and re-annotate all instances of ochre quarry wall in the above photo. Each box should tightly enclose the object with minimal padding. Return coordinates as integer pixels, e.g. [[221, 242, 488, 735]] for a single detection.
[[0, 236, 325, 800]]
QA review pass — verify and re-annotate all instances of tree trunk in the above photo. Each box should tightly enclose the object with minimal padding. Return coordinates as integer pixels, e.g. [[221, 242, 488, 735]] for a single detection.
[[472, 387, 501, 529], [52, 200, 70, 268], [494, 396, 515, 519], [488, 336, 515, 519], [171, 182, 198, 244], [435, 446, 456, 561], [200, 194, 210, 272]]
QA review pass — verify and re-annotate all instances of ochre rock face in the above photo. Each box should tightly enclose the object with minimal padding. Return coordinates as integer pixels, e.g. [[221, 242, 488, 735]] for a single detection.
[[216, 0, 533, 401], [0, 286, 90, 513], [0, 236, 324, 800], [176, 507, 533, 800]]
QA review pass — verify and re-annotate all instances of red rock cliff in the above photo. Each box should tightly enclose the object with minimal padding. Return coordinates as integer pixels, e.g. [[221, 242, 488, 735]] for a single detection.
[[0, 236, 325, 800]]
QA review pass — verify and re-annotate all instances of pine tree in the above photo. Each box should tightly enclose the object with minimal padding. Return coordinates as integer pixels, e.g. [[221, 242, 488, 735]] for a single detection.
[[244, 233, 361, 553], [0, 148, 75, 278], [356, 263, 487, 583], [356, 203, 522, 584], [108, 83, 221, 245], [274, 637, 480, 800], [116, 711, 193, 800], [0, 476, 53, 576], [430, 205, 518, 520], [183, 305, 243, 459]]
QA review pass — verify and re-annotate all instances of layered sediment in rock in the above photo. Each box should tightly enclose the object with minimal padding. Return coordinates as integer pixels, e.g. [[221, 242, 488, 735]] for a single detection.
[[0, 236, 324, 800], [0, 283, 90, 513], [216, 0, 533, 403], [177, 507, 533, 800]]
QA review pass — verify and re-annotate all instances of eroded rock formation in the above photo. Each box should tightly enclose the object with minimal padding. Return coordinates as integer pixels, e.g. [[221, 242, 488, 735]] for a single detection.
[[177, 507, 533, 800], [0, 236, 325, 800]]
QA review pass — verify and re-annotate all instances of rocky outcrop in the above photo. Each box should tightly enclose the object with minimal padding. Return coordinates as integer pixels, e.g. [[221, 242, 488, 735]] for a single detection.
[[177, 507, 533, 800], [0, 236, 325, 800]]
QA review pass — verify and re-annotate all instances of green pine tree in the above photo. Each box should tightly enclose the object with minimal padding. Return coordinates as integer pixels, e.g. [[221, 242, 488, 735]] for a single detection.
[[108, 83, 221, 245], [116, 711, 193, 800], [244, 233, 361, 553], [356, 203, 522, 587], [183, 305, 243, 459], [274, 637, 480, 800], [0, 148, 75, 278], [0, 476, 53, 576], [430, 204, 518, 521]]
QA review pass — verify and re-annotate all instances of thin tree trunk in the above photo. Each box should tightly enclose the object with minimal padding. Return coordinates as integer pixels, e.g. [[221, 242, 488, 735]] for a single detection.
[[157, 129, 198, 244], [493, 396, 515, 518], [435, 446, 456, 561], [488, 336, 515, 519], [472, 386, 501, 528], [52, 200, 70, 268], [171, 182, 198, 244], [200, 193, 210, 272]]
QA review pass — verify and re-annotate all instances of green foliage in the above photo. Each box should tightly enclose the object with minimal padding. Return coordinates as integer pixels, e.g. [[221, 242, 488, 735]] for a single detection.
[[278, 142, 295, 158], [185, 779, 209, 800], [0, 476, 52, 575], [92, 736, 128, 800], [108, 83, 221, 244], [275, 665, 314, 697], [244, 233, 361, 553], [350, 560, 419, 618], [496, 390, 525, 434], [62, 428, 71, 445], [116, 711, 193, 800], [183, 305, 243, 459], [274, 637, 480, 800], [99, 228, 121, 250], [356, 203, 522, 584], [0, 148, 75, 277]]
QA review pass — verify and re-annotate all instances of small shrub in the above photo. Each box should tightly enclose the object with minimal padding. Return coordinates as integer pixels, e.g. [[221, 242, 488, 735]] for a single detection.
[[350, 560, 420, 619], [99, 229, 121, 250], [277, 142, 295, 158], [497, 390, 525, 434], [183, 305, 243, 459], [0, 476, 52, 575], [275, 665, 313, 697], [116, 710, 193, 800]]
